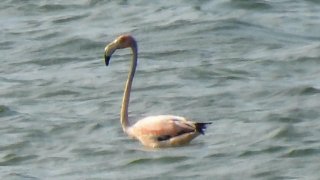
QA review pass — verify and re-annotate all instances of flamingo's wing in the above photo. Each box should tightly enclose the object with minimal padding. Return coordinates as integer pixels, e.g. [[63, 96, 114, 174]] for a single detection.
[[129, 115, 205, 147], [131, 115, 195, 137]]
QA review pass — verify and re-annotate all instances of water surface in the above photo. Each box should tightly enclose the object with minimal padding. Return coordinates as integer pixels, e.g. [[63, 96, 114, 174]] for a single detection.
[[1, 0, 320, 179]]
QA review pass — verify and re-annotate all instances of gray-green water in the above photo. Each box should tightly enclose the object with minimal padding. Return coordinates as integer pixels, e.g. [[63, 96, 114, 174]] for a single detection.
[[1, 0, 320, 179]]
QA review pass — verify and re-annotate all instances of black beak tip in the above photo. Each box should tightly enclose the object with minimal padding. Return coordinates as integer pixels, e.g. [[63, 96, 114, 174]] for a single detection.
[[105, 55, 111, 66]]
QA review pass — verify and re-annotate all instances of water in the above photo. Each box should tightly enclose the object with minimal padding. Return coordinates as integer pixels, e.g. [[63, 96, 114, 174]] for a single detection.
[[1, 0, 320, 179]]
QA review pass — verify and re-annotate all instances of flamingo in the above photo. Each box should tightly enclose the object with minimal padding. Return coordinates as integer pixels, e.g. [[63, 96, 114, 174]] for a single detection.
[[104, 35, 211, 148]]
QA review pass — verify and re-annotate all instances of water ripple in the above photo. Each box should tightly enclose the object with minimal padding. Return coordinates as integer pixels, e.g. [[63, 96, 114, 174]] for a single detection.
[[239, 145, 287, 157], [0, 153, 38, 166], [283, 148, 320, 158], [52, 13, 90, 24], [1, 0, 320, 179], [226, 0, 273, 10], [126, 156, 188, 166]]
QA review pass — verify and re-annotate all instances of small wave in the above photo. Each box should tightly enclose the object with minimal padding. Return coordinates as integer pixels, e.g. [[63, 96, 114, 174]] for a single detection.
[[297, 86, 320, 95], [3, 173, 39, 180], [28, 37, 102, 66], [126, 156, 188, 166], [0, 41, 15, 50], [267, 125, 300, 140], [52, 14, 90, 24], [226, 0, 273, 10], [265, 113, 302, 124], [71, 147, 117, 157], [0, 105, 10, 114], [282, 148, 320, 158], [204, 152, 229, 158], [28, 57, 78, 66], [39, 4, 68, 11], [0, 141, 29, 151], [0, 105, 16, 117], [239, 146, 287, 157], [37, 89, 80, 98], [0, 153, 38, 166], [274, 85, 320, 97]]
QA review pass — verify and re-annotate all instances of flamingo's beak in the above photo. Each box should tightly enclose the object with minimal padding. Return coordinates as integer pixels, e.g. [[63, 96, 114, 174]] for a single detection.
[[105, 55, 111, 66], [104, 41, 117, 66]]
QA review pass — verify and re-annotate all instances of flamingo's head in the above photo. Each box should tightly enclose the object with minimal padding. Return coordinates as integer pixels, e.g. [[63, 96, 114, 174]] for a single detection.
[[104, 35, 137, 66]]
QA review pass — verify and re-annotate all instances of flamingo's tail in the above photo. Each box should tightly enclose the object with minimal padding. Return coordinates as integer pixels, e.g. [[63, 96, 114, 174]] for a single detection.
[[195, 122, 212, 135]]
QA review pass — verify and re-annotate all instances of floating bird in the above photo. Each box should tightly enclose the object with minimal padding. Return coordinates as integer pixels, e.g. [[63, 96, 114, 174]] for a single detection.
[[104, 35, 211, 148]]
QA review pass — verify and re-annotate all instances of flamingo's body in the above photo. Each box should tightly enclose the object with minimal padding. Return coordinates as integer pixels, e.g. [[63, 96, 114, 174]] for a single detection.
[[104, 35, 211, 148]]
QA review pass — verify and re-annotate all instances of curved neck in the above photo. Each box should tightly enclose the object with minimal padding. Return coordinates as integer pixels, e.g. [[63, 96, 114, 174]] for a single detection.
[[121, 42, 137, 132]]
